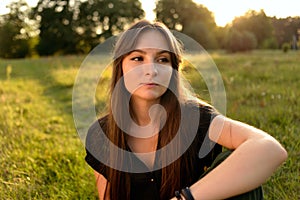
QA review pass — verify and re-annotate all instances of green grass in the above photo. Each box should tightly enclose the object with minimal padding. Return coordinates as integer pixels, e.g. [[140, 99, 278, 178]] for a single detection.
[[0, 51, 299, 199], [0, 56, 97, 199]]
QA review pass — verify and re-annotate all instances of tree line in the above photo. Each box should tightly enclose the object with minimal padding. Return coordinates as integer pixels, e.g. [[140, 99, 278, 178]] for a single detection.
[[0, 0, 299, 58]]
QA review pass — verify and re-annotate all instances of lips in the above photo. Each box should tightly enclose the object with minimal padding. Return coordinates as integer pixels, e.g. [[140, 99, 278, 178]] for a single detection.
[[141, 82, 159, 87]]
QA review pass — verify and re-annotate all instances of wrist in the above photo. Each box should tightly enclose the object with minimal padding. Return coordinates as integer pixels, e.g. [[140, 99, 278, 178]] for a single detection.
[[174, 187, 194, 200], [175, 190, 183, 200], [181, 187, 195, 200]]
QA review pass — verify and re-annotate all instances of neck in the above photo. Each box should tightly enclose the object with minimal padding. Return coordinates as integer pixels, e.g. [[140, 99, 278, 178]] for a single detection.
[[130, 97, 160, 126]]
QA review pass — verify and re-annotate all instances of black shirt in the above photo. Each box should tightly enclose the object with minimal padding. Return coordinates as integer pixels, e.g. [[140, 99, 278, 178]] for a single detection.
[[85, 105, 222, 199]]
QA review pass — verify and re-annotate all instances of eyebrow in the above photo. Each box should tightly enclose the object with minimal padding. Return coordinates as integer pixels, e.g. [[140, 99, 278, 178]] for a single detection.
[[129, 49, 171, 55]]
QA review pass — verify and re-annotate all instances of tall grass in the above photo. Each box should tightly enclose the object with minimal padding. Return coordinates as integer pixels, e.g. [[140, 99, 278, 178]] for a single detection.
[[212, 51, 300, 200], [0, 56, 97, 199], [0, 50, 299, 199]]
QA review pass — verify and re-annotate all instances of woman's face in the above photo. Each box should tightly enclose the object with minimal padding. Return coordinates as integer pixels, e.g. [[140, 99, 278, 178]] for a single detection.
[[121, 30, 173, 103]]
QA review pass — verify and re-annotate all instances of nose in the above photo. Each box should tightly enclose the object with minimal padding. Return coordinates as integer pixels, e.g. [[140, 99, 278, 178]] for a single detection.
[[144, 61, 158, 77]]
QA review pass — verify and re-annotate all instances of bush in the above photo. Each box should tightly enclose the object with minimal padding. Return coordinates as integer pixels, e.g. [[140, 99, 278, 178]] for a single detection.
[[262, 37, 278, 49], [184, 21, 218, 49], [0, 22, 30, 58], [225, 29, 257, 52], [242, 31, 257, 50], [282, 43, 290, 53]]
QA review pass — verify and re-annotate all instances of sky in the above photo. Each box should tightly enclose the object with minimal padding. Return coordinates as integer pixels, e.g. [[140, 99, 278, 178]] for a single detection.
[[193, 0, 300, 26], [1, 0, 299, 27]]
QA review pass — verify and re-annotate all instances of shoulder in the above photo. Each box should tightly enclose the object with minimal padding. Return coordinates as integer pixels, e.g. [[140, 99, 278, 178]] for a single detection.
[[86, 115, 109, 150], [180, 101, 220, 145], [87, 115, 109, 135], [85, 115, 109, 176], [183, 100, 219, 122], [183, 101, 222, 150]]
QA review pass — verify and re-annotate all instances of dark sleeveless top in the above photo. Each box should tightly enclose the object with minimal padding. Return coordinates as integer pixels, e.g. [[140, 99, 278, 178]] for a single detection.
[[85, 105, 222, 199]]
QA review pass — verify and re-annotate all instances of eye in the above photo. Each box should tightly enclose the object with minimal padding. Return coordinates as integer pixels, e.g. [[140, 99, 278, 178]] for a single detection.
[[130, 56, 143, 61], [157, 57, 170, 63]]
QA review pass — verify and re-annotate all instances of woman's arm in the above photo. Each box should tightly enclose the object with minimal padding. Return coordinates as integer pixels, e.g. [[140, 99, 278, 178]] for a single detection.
[[174, 115, 287, 200], [94, 171, 110, 200]]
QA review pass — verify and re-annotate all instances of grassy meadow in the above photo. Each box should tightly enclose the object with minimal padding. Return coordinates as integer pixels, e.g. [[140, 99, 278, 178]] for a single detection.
[[0, 50, 299, 199]]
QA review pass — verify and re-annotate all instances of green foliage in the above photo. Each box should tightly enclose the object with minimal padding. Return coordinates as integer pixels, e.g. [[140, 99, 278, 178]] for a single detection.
[[184, 21, 218, 49], [0, 51, 299, 199], [0, 23, 30, 58], [261, 37, 279, 49], [231, 10, 273, 48], [33, 0, 80, 55], [76, 0, 144, 53], [2, 0, 300, 56], [155, 0, 218, 49], [32, 0, 144, 55], [271, 16, 300, 49], [214, 26, 230, 49], [0, 1, 30, 58], [225, 29, 257, 52], [282, 43, 290, 53]]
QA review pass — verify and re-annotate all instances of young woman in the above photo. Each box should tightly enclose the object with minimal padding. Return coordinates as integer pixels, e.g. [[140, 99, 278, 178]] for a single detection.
[[85, 20, 287, 200]]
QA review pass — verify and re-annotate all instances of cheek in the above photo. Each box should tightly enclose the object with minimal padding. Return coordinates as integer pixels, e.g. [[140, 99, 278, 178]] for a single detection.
[[123, 67, 143, 93], [122, 61, 135, 93], [155, 66, 173, 87]]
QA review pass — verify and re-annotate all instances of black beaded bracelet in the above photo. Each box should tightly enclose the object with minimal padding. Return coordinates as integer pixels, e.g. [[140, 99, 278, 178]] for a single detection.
[[175, 190, 182, 200], [181, 187, 195, 200]]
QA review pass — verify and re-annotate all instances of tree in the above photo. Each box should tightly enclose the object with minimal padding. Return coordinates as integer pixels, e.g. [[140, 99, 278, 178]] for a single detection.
[[32, 0, 80, 55], [0, 0, 30, 58], [32, 0, 144, 55], [271, 16, 300, 48], [75, 0, 144, 53], [155, 0, 218, 49], [215, 26, 229, 49], [224, 29, 257, 52], [183, 21, 217, 49], [231, 10, 273, 48]]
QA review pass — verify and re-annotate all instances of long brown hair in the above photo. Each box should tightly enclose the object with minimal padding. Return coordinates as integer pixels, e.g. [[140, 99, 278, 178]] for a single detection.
[[106, 20, 200, 200]]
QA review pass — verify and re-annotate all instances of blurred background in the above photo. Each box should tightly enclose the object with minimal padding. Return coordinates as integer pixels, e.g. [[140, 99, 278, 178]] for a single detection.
[[0, 0, 299, 199], [0, 0, 299, 58]]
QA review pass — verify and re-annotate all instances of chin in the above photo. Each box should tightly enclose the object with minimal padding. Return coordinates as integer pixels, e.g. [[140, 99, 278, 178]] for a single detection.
[[131, 92, 163, 102]]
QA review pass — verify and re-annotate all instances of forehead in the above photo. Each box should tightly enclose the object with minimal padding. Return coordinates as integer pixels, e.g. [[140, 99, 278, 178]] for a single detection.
[[134, 30, 170, 51]]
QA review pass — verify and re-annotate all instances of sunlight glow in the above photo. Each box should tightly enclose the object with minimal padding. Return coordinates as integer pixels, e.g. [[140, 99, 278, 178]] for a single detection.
[[0, 0, 299, 27], [0, 0, 11, 14], [193, 0, 300, 27], [0, 0, 38, 14], [140, 0, 156, 21]]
